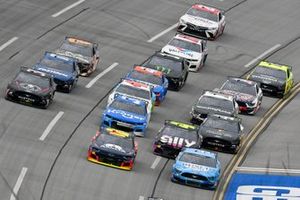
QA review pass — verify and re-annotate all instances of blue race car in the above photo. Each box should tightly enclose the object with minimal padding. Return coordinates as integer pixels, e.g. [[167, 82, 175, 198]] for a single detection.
[[33, 52, 79, 93], [171, 148, 220, 189], [126, 66, 168, 106], [101, 95, 149, 137]]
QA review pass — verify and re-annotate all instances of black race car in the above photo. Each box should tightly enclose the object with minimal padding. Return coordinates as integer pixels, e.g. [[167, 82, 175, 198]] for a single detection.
[[153, 120, 201, 158], [141, 52, 189, 91], [199, 114, 244, 154], [5, 67, 56, 109], [87, 127, 137, 171]]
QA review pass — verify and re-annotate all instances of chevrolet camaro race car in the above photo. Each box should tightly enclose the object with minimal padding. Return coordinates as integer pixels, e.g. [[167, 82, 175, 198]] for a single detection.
[[5, 67, 56, 108], [141, 52, 189, 91], [247, 61, 294, 98], [153, 120, 201, 158], [199, 114, 244, 154], [102, 95, 149, 137], [33, 52, 79, 93], [219, 77, 263, 115], [126, 66, 168, 105], [190, 90, 239, 124], [177, 4, 226, 40], [108, 79, 155, 117], [171, 148, 220, 189], [87, 127, 137, 170], [56, 36, 100, 76], [161, 33, 208, 72]]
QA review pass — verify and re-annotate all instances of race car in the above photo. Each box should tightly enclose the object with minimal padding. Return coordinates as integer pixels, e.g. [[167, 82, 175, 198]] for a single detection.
[[161, 33, 208, 72], [126, 66, 168, 105], [5, 67, 56, 109], [56, 36, 100, 76], [101, 95, 149, 137], [247, 61, 294, 98], [199, 114, 245, 154], [171, 148, 220, 189], [190, 90, 239, 124], [87, 127, 137, 171], [177, 4, 226, 40], [108, 79, 155, 117], [141, 52, 189, 91], [33, 52, 79, 93], [219, 77, 263, 115], [153, 120, 201, 158]]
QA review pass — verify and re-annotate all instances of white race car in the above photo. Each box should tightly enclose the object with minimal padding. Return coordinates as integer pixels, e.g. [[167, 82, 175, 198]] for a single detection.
[[161, 34, 208, 72], [177, 4, 226, 40]]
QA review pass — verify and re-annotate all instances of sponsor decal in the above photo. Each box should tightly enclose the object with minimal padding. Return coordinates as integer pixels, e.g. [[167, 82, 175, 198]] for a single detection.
[[252, 74, 278, 82], [183, 163, 210, 171], [37, 68, 69, 77], [100, 143, 125, 153], [154, 65, 171, 74], [169, 47, 194, 58], [160, 135, 196, 148], [108, 109, 145, 121]]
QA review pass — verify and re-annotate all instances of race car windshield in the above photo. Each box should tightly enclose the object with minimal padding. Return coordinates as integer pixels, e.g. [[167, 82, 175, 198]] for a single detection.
[[203, 117, 239, 133], [187, 8, 219, 22], [222, 81, 256, 96], [254, 66, 286, 80], [40, 58, 74, 73], [110, 100, 146, 116], [116, 84, 150, 100], [179, 152, 216, 168], [60, 43, 92, 57], [15, 72, 50, 88], [169, 39, 201, 52], [129, 71, 162, 85], [161, 125, 198, 141], [148, 56, 182, 74], [197, 96, 233, 112], [96, 134, 133, 153]]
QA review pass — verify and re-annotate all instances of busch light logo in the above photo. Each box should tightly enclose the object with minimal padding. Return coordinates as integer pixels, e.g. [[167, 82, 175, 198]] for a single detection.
[[236, 185, 300, 200]]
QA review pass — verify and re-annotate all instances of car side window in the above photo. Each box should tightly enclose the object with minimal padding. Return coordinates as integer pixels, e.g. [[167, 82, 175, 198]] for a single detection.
[[287, 70, 290, 78], [219, 13, 222, 21]]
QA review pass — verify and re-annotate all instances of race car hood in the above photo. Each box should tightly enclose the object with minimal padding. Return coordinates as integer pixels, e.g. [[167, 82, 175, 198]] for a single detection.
[[55, 49, 92, 64], [9, 80, 50, 95], [193, 105, 235, 117], [249, 73, 285, 87], [105, 108, 146, 124], [34, 65, 73, 81], [175, 161, 218, 177], [162, 45, 202, 60], [158, 134, 198, 148], [220, 89, 255, 103], [181, 14, 218, 29], [200, 126, 239, 142]]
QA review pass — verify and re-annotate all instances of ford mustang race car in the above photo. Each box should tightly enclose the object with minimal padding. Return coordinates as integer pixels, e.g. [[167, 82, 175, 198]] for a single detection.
[[101, 95, 149, 137], [153, 120, 201, 158], [126, 66, 168, 105], [177, 4, 226, 40], [190, 90, 239, 124], [56, 36, 100, 76], [5, 67, 55, 108], [219, 77, 263, 115], [199, 114, 244, 154], [171, 148, 220, 189], [87, 127, 137, 170], [141, 52, 189, 91], [108, 79, 155, 117], [161, 34, 208, 72], [33, 52, 79, 93], [247, 61, 294, 98]]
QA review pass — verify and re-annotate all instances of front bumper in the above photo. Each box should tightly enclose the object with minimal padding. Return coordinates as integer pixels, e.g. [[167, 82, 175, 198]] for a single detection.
[[260, 83, 285, 97], [5, 89, 49, 107], [177, 22, 217, 39], [237, 101, 259, 114], [171, 172, 217, 189], [185, 59, 201, 72], [202, 137, 239, 153]]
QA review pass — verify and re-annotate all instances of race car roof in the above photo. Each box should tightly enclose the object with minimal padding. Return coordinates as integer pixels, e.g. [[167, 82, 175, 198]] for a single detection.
[[134, 66, 163, 77], [258, 61, 292, 71], [208, 114, 241, 123], [174, 34, 203, 45], [165, 120, 197, 130], [65, 36, 93, 47], [182, 148, 217, 159], [192, 4, 221, 15], [120, 79, 151, 91], [202, 90, 234, 101]]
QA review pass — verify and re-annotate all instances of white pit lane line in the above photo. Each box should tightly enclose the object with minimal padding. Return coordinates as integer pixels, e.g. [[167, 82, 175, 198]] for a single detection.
[[151, 156, 161, 169], [10, 167, 28, 200], [237, 166, 300, 174], [85, 62, 119, 88], [39, 111, 64, 141], [138, 196, 145, 200], [51, 0, 85, 18], [244, 44, 281, 68], [147, 23, 178, 43], [0, 37, 18, 52]]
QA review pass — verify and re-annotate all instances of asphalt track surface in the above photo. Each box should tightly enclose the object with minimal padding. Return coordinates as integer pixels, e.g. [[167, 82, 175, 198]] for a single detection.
[[0, 0, 300, 200]]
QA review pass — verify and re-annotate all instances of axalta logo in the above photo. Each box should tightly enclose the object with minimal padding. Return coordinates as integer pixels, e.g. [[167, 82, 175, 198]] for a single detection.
[[236, 185, 300, 200], [108, 109, 145, 121], [183, 163, 210, 171], [37, 68, 69, 77], [160, 135, 196, 147]]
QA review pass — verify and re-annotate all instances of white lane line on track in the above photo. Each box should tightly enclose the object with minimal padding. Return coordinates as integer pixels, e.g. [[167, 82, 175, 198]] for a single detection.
[[10, 167, 28, 200], [147, 23, 178, 43], [244, 44, 281, 68], [85, 62, 119, 88], [138, 196, 145, 200], [237, 166, 300, 174], [51, 0, 85, 17], [39, 111, 64, 141], [0, 37, 18, 52], [151, 156, 161, 169]]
